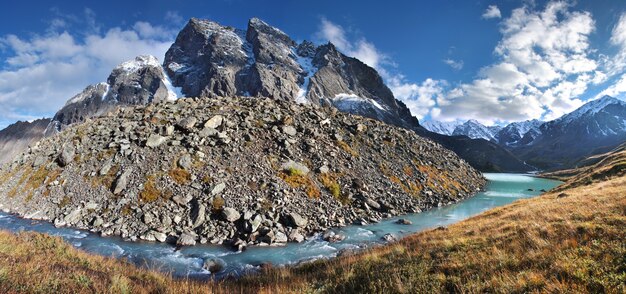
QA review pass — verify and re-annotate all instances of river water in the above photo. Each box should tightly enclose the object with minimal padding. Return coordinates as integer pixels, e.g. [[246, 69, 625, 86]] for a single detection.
[[0, 173, 561, 280]]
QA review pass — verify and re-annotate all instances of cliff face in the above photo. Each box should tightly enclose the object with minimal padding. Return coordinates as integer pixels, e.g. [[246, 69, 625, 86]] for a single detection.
[[0, 97, 484, 246], [0, 119, 50, 165]]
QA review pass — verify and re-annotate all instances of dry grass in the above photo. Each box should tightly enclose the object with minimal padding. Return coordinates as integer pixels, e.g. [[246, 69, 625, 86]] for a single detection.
[[336, 140, 359, 157], [169, 168, 191, 185], [279, 171, 321, 199], [0, 231, 209, 293], [319, 173, 347, 204], [139, 175, 161, 203]]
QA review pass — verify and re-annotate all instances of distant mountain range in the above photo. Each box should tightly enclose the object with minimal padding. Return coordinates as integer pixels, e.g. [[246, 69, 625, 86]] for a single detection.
[[424, 95, 626, 170]]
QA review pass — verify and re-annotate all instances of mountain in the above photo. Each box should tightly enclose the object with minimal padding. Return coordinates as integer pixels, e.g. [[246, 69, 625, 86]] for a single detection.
[[0, 17, 530, 173], [451, 119, 501, 141], [45, 55, 179, 135], [0, 119, 50, 165], [421, 120, 460, 135], [0, 97, 484, 246], [164, 17, 418, 130], [494, 119, 543, 146], [513, 96, 626, 170], [163, 17, 529, 172]]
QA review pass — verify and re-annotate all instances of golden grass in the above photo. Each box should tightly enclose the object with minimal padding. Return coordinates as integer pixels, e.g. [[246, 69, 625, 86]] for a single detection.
[[319, 173, 347, 203], [336, 140, 359, 157], [279, 171, 320, 199], [139, 175, 161, 203], [169, 168, 191, 185]]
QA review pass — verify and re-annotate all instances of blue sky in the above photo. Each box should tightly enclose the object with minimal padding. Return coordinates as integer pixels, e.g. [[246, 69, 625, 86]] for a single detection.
[[1, 0, 626, 129]]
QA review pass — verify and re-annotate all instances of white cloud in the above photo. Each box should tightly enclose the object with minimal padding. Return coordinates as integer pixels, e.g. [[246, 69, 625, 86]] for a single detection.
[[443, 58, 464, 70], [388, 76, 445, 119], [0, 12, 177, 129], [482, 5, 502, 19], [317, 18, 385, 69], [435, 1, 599, 123]]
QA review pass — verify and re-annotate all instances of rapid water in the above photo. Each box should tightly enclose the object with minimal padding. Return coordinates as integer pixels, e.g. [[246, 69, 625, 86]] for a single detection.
[[0, 173, 560, 279]]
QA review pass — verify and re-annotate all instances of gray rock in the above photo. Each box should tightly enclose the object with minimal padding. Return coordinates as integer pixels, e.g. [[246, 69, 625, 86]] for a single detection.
[[396, 218, 412, 225], [288, 212, 308, 227], [177, 117, 197, 131], [204, 115, 224, 129], [203, 258, 224, 273], [146, 134, 167, 148], [178, 154, 193, 170], [221, 207, 240, 222], [172, 194, 192, 206], [382, 233, 397, 242], [112, 169, 132, 195], [274, 231, 288, 243], [177, 232, 197, 246], [33, 155, 47, 168], [210, 183, 226, 196], [288, 229, 305, 242], [152, 231, 167, 243], [191, 202, 206, 228], [64, 208, 82, 225], [282, 125, 297, 136], [57, 144, 75, 167]]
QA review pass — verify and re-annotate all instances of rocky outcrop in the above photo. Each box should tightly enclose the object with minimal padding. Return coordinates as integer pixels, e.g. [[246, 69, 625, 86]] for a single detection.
[[46, 55, 178, 135], [0, 119, 50, 165], [0, 97, 484, 247]]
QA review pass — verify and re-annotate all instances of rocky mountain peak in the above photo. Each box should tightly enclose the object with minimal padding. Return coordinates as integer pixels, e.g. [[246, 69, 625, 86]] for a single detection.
[[45, 55, 176, 135]]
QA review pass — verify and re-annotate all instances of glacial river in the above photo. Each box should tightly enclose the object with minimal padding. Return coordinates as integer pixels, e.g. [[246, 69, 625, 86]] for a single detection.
[[0, 173, 561, 280]]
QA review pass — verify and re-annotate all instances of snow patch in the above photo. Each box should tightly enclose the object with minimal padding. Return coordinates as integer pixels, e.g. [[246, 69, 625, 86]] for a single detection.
[[115, 55, 161, 74], [294, 52, 315, 104], [331, 93, 386, 114], [66, 83, 109, 105], [162, 70, 182, 100]]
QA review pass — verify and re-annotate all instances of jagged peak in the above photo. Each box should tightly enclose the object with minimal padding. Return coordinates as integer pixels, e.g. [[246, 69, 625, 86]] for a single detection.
[[113, 55, 161, 74]]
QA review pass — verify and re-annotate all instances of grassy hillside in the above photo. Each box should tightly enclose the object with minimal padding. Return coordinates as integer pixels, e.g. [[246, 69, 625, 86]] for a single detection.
[[0, 158, 625, 292]]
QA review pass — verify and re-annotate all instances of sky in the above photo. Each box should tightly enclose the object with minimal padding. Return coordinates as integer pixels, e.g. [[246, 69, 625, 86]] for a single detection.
[[1, 0, 626, 129]]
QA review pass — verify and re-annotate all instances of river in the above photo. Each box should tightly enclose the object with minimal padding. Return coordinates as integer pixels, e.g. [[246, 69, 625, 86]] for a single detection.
[[0, 173, 561, 280]]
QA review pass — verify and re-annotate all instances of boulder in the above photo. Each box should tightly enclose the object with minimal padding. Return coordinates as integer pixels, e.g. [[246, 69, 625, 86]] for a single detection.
[[204, 115, 224, 129], [113, 169, 132, 195], [177, 232, 197, 246], [221, 208, 240, 222], [288, 212, 308, 227], [146, 134, 167, 148], [57, 144, 75, 167]]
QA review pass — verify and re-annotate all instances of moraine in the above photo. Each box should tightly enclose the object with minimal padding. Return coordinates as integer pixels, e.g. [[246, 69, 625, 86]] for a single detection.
[[0, 173, 560, 280]]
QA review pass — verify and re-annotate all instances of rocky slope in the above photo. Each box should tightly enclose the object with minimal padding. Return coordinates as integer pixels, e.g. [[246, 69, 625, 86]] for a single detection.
[[45, 55, 179, 135], [0, 97, 484, 247], [0, 119, 50, 164]]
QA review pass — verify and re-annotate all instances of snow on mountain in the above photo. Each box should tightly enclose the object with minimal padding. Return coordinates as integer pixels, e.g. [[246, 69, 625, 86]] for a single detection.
[[452, 120, 501, 141], [554, 95, 626, 127], [495, 119, 543, 146], [294, 53, 315, 104], [422, 120, 462, 136]]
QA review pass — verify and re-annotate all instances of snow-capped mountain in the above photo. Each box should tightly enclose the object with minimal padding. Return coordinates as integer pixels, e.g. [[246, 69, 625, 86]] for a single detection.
[[451, 120, 501, 141], [512, 95, 626, 170], [45, 55, 179, 134], [495, 119, 543, 146], [422, 120, 461, 135]]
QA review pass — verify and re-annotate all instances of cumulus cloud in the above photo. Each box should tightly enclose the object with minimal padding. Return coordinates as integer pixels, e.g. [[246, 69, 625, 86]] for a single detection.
[[435, 1, 599, 123], [482, 5, 502, 19], [0, 10, 177, 129]]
